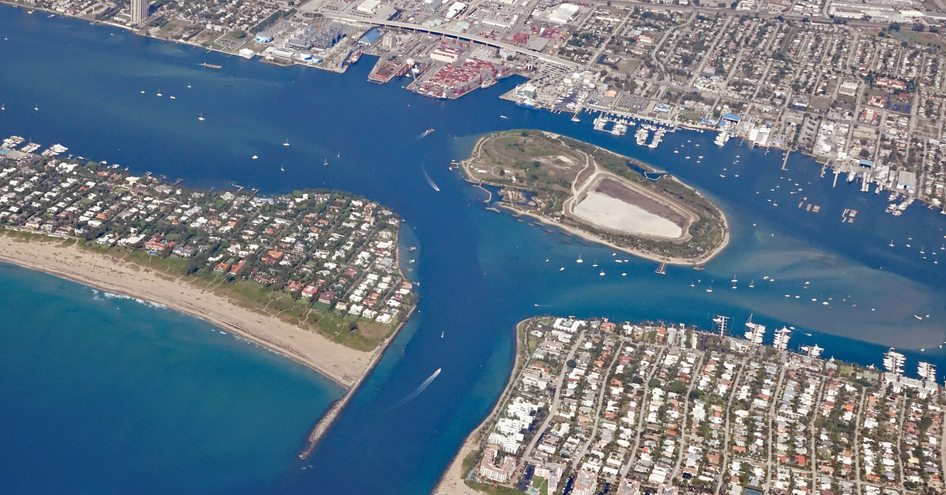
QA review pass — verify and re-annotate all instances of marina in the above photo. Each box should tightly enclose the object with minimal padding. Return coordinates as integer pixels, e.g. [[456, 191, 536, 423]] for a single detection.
[[2, 6, 946, 494]]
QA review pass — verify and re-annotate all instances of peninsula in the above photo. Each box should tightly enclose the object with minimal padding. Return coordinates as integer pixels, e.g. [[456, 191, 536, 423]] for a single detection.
[[461, 130, 728, 265], [439, 316, 945, 495], [0, 135, 415, 388]]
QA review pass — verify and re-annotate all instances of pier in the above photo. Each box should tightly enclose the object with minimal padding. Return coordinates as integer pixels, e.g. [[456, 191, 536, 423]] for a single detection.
[[655, 262, 667, 275]]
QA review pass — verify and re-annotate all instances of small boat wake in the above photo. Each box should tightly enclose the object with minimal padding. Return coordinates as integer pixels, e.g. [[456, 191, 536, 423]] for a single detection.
[[393, 367, 442, 407], [422, 163, 440, 192]]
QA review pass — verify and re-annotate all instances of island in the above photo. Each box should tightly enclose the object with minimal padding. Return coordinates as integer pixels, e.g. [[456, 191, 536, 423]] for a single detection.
[[0, 134, 415, 453], [5, 0, 945, 211], [461, 131, 728, 265], [437, 316, 945, 495]]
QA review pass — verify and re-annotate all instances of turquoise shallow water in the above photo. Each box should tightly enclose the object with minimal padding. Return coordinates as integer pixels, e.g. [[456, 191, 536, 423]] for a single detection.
[[0, 264, 341, 494], [2, 5, 946, 493]]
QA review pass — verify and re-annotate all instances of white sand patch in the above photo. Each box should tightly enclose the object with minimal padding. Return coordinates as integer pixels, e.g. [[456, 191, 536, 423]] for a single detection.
[[555, 155, 576, 165], [573, 191, 683, 238]]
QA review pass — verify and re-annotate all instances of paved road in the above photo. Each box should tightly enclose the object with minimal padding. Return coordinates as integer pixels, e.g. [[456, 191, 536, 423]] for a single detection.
[[315, 11, 579, 68], [521, 334, 586, 463], [716, 357, 748, 494]]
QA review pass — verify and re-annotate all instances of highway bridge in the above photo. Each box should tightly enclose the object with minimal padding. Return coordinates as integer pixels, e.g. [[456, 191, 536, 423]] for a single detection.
[[317, 12, 580, 69]]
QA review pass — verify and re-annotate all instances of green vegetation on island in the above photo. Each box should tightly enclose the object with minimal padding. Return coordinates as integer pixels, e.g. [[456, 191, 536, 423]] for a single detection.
[[0, 149, 415, 351], [461, 130, 728, 265]]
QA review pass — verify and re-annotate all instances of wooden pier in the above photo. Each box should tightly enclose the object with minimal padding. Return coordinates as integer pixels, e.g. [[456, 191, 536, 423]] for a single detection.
[[655, 262, 667, 275]]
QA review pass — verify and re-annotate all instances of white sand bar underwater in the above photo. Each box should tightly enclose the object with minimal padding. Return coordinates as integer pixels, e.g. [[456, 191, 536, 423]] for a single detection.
[[572, 191, 684, 238]]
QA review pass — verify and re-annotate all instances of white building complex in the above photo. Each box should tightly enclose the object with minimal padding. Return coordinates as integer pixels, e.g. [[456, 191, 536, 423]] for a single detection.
[[130, 0, 148, 24]]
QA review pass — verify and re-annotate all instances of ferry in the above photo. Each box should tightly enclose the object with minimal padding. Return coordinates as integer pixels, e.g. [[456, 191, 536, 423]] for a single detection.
[[349, 50, 363, 64], [420, 128, 435, 138]]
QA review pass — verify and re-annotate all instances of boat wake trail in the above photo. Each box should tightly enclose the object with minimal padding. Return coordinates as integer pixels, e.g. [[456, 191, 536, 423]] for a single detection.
[[418, 128, 435, 139], [393, 367, 442, 407], [421, 163, 440, 192]]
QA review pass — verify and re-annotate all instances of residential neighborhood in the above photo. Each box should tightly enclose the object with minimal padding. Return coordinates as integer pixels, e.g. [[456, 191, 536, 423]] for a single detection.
[[0, 136, 414, 349], [461, 316, 945, 495], [13, 0, 946, 209]]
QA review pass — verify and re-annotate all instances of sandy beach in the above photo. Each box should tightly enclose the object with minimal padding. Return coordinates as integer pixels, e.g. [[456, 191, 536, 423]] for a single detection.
[[434, 321, 528, 495], [0, 233, 372, 387]]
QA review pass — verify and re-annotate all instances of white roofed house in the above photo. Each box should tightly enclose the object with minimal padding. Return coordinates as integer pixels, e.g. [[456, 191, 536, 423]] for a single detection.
[[897, 170, 917, 193], [478, 447, 516, 483]]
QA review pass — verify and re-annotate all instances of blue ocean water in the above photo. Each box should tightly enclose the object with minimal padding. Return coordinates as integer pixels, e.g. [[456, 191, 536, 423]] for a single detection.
[[0, 264, 341, 494], [1, 5, 946, 493]]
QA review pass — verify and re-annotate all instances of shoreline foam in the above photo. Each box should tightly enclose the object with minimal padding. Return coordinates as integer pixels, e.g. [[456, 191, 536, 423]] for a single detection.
[[0, 233, 376, 388]]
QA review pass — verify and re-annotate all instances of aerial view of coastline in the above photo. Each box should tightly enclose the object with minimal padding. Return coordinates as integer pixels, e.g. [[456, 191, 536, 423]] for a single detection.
[[2, 0, 946, 493]]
